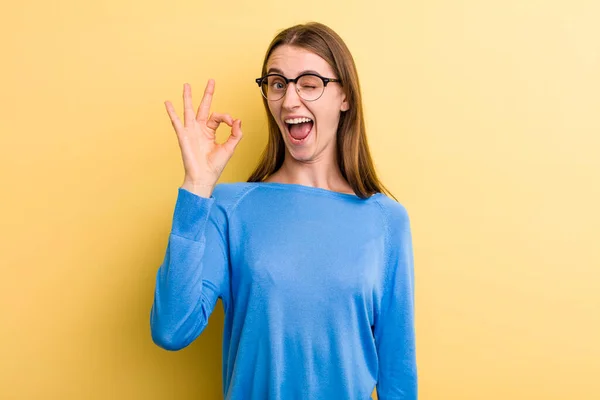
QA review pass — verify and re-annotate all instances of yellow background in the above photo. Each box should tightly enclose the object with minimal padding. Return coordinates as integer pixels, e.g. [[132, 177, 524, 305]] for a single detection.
[[1, 0, 598, 399]]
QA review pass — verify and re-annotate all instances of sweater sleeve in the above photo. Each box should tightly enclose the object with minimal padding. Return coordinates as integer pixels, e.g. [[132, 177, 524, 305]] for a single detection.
[[374, 205, 418, 399], [150, 187, 230, 351]]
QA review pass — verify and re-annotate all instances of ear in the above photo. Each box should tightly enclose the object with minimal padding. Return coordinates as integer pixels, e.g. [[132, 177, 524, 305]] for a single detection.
[[340, 94, 350, 112]]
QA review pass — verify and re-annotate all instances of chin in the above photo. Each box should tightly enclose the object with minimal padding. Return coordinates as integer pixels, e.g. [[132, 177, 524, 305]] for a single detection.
[[285, 144, 316, 163]]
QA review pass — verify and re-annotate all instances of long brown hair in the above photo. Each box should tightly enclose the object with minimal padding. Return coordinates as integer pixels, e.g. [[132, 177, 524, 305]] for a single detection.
[[247, 22, 396, 201]]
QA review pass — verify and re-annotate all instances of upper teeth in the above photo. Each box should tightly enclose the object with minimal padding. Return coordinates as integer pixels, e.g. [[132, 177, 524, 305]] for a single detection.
[[285, 117, 312, 124]]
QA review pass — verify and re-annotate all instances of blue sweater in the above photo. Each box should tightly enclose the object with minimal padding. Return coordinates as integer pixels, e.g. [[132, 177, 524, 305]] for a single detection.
[[150, 182, 417, 399]]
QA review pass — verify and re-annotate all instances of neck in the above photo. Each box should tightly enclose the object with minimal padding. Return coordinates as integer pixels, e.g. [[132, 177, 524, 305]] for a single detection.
[[272, 151, 353, 194]]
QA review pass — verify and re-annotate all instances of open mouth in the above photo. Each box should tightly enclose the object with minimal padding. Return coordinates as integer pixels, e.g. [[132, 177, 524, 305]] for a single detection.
[[285, 117, 314, 144]]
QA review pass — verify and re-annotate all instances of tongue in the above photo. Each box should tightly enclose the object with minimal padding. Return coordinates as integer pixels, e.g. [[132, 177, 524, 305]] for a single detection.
[[289, 122, 313, 140]]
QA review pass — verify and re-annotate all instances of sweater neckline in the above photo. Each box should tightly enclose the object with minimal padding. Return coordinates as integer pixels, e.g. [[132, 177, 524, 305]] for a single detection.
[[255, 182, 382, 201]]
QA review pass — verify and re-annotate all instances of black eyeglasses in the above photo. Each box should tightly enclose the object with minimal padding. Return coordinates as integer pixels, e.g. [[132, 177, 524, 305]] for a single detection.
[[255, 73, 342, 101]]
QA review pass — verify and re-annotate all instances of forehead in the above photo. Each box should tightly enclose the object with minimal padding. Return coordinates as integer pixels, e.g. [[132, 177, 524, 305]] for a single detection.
[[266, 45, 334, 77]]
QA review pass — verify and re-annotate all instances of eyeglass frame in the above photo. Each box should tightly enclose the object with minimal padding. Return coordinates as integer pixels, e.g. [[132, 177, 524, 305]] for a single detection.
[[255, 73, 342, 101]]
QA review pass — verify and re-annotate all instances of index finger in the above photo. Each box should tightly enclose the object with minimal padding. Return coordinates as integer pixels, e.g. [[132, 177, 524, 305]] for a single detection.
[[196, 79, 215, 122]]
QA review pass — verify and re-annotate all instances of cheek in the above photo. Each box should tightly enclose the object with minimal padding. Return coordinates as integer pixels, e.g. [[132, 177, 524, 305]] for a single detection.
[[267, 102, 279, 120], [311, 95, 344, 126], [314, 106, 342, 128]]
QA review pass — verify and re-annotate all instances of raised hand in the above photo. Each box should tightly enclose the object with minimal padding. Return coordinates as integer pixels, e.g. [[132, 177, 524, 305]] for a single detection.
[[164, 80, 243, 196]]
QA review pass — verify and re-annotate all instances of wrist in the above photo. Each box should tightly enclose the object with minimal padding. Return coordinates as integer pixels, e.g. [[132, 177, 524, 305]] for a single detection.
[[180, 180, 216, 198]]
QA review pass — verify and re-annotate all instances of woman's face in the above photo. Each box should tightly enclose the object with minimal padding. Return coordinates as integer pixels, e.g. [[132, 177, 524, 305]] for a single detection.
[[265, 45, 349, 163]]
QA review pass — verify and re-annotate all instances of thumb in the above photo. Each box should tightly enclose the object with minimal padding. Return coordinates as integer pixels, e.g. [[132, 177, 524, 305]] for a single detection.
[[222, 119, 243, 154]]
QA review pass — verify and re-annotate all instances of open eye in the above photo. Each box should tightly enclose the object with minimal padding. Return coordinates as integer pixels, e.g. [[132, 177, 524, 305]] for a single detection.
[[266, 76, 287, 92]]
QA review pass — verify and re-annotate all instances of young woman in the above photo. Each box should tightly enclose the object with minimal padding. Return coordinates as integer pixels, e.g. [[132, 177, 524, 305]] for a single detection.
[[151, 22, 417, 400]]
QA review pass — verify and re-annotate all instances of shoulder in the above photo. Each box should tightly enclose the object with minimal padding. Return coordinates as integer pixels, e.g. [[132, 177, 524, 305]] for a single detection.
[[374, 195, 414, 274], [373, 194, 411, 232], [211, 182, 260, 213]]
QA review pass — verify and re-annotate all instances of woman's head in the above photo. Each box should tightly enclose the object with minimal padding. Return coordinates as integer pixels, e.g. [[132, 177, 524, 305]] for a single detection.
[[248, 22, 394, 200]]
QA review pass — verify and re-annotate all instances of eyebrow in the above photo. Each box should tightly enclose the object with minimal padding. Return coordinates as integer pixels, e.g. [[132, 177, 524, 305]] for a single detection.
[[266, 68, 324, 76]]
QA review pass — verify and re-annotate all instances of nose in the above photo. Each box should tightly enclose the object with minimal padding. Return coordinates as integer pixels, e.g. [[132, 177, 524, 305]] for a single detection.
[[281, 82, 302, 110]]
